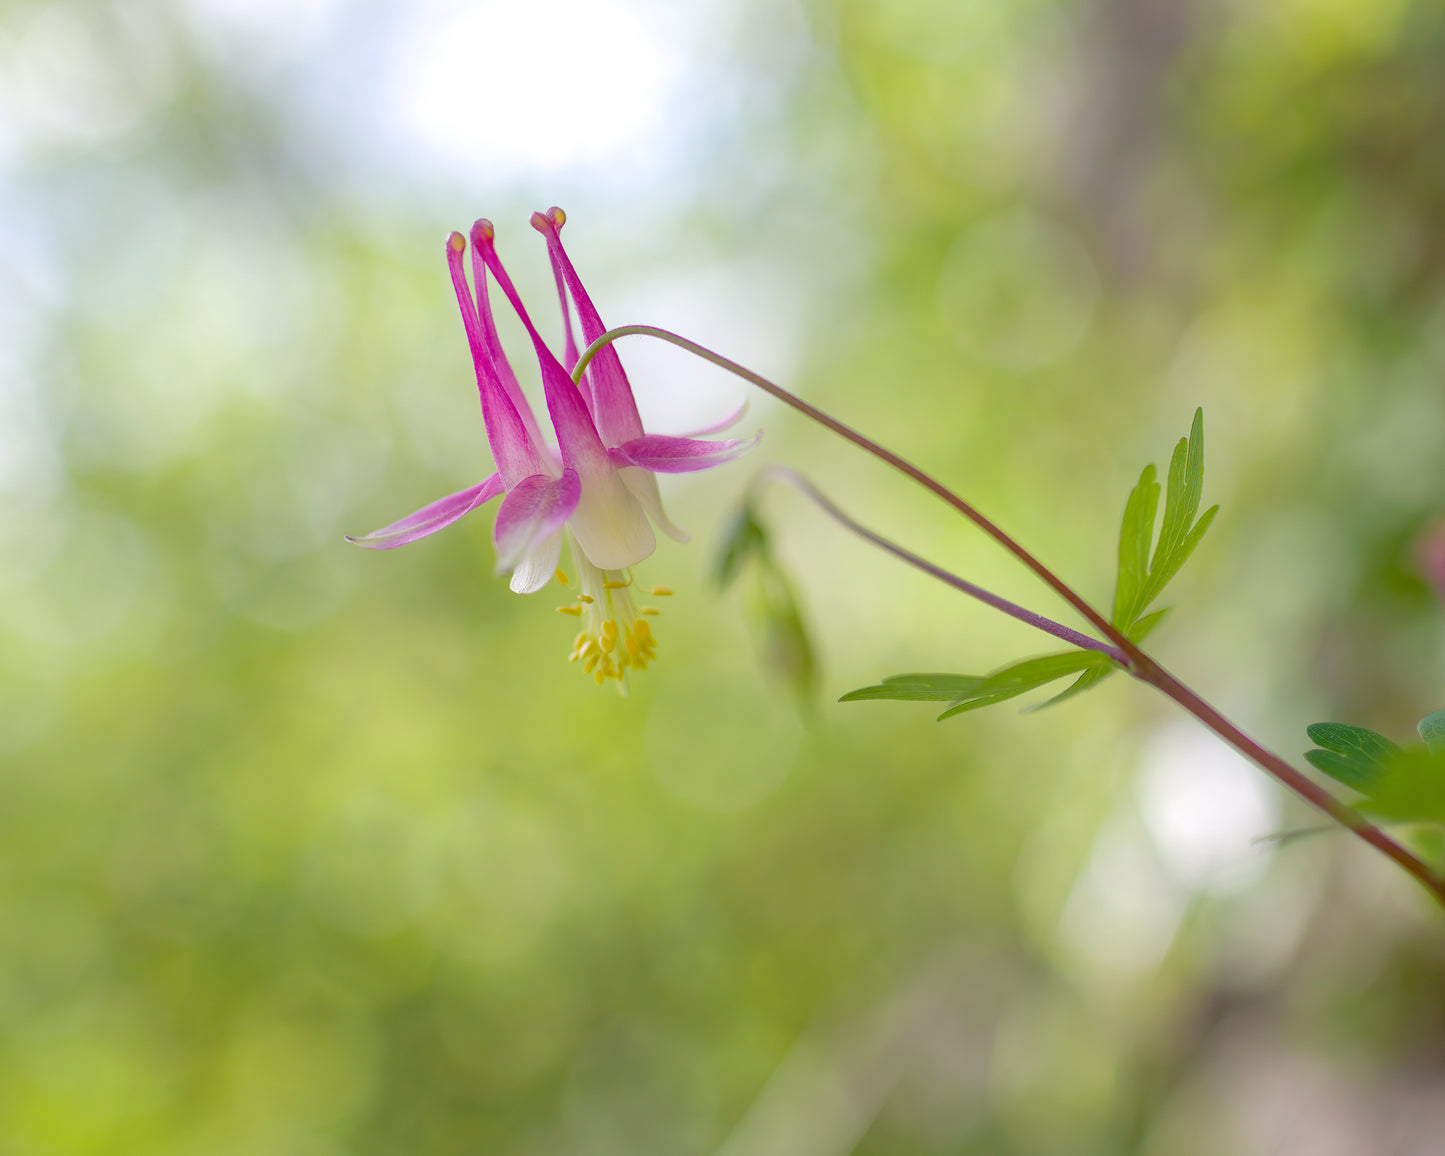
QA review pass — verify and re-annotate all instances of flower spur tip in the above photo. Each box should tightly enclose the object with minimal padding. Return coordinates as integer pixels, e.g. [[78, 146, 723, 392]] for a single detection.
[[531, 207, 566, 234]]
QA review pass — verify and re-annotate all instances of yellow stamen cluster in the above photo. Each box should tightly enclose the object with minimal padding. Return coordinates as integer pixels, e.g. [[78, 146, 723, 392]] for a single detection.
[[567, 614, 658, 685], [556, 551, 665, 688]]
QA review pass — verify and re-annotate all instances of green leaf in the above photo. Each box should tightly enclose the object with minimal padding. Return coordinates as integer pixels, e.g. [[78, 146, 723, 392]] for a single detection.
[[980, 651, 1106, 689], [751, 561, 815, 701], [1113, 464, 1159, 627], [1140, 504, 1217, 613], [1419, 708, 1445, 755], [1177, 408, 1206, 552], [1110, 410, 1216, 629], [1128, 607, 1170, 643], [1152, 434, 1190, 573], [1304, 722, 1399, 792], [840, 674, 988, 703], [937, 651, 1107, 720], [1304, 750, 1382, 792], [937, 689, 1040, 720], [1186, 407, 1205, 502], [714, 504, 768, 591], [845, 651, 1112, 720], [1360, 748, 1445, 824], [1029, 661, 1118, 711]]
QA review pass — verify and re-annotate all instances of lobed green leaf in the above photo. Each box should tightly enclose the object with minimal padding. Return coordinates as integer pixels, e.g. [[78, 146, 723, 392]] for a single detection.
[[1182, 408, 1205, 543], [752, 562, 815, 701], [980, 651, 1106, 690], [1128, 607, 1170, 643], [1140, 504, 1217, 613], [936, 689, 1038, 720], [937, 651, 1108, 720], [1110, 409, 1215, 631], [1303, 722, 1399, 792], [844, 651, 1112, 720], [1359, 748, 1445, 825], [1113, 464, 1159, 627], [1029, 661, 1118, 712], [1153, 433, 1190, 573], [713, 504, 768, 591], [840, 674, 988, 703]]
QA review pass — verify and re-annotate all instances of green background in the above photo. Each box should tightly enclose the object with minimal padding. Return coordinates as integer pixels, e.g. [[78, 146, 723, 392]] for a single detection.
[[3, 0, 1445, 1152]]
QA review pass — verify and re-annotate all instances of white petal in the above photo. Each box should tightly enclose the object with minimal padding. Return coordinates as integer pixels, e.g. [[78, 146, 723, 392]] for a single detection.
[[509, 531, 564, 594], [619, 466, 689, 544], [567, 466, 656, 570]]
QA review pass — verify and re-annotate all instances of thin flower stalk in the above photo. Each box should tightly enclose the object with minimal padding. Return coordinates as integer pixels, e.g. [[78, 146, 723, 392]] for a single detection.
[[573, 323, 1445, 907], [751, 466, 1125, 662]]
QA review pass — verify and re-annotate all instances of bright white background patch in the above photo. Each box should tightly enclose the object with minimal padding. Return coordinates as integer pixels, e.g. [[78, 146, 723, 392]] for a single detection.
[[388, 0, 685, 181], [1057, 724, 1281, 981], [1136, 721, 1279, 894]]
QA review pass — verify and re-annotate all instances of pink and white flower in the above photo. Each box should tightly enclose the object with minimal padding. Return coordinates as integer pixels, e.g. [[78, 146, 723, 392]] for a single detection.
[[348, 209, 758, 684]]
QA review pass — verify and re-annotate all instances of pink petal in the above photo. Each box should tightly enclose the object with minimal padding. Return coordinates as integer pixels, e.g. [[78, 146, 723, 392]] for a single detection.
[[468, 224, 548, 452], [543, 234, 581, 372], [531, 208, 644, 447], [473, 222, 611, 478], [493, 469, 582, 569], [346, 474, 504, 550], [673, 400, 749, 438], [446, 233, 548, 486], [475, 221, 656, 572], [607, 431, 762, 474]]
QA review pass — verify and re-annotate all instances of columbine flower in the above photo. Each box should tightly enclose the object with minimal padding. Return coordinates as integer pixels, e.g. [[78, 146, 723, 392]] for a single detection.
[[348, 209, 758, 685]]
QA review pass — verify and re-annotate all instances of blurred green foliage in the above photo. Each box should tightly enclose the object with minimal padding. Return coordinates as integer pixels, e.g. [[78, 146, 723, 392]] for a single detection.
[[3, 0, 1445, 1153]]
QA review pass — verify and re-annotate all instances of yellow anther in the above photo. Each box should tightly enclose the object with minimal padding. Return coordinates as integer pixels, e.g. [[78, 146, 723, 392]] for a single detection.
[[649, 585, 673, 596], [555, 568, 569, 586], [603, 579, 630, 590], [640, 606, 661, 616], [447, 231, 466, 252], [563, 591, 661, 687]]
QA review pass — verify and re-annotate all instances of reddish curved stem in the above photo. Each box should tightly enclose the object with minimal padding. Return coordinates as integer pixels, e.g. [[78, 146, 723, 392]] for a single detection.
[[574, 325, 1445, 908]]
